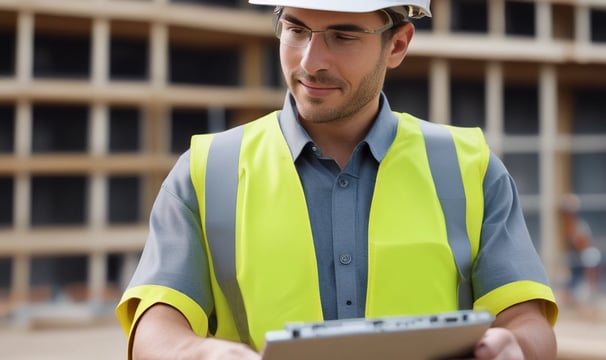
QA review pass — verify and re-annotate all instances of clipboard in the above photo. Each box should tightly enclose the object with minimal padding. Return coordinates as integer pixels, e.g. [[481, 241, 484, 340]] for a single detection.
[[261, 310, 494, 360]]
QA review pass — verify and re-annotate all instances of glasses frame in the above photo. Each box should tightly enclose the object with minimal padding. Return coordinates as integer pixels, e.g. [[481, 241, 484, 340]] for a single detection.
[[273, 8, 396, 50]]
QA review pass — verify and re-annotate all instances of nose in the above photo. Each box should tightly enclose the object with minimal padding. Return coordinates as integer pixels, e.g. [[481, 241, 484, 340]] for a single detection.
[[300, 32, 331, 74]]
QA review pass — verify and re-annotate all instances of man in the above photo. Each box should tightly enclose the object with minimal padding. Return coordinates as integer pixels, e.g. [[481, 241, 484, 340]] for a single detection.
[[116, 1, 558, 359]]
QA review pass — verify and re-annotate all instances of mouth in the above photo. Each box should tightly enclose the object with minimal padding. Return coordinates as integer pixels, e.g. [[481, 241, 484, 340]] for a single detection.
[[299, 80, 340, 97]]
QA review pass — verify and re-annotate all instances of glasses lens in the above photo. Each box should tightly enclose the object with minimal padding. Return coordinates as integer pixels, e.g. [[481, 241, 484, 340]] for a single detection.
[[277, 20, 310, 48], [323, 30, 365, 53], [276, 19, 385, 54]]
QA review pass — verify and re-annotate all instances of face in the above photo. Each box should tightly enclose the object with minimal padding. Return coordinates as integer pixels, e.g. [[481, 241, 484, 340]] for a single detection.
[[278, 7, 407, 125]]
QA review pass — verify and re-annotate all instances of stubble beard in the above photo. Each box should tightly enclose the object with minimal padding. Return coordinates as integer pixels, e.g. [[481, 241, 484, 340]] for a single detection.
[[290, 58, 386, 125]]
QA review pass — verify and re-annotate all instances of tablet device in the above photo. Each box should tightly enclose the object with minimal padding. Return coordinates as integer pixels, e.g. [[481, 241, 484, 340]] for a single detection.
[[261, 310, 494, 360]]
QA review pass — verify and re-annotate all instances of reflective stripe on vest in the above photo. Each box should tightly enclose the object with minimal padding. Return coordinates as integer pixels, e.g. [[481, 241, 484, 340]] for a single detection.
[[202, 114, 475, 344], [205, 125, 250, 344], [418, 120, 473, 310]]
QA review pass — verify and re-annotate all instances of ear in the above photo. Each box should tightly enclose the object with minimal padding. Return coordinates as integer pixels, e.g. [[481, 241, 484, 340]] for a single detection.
[[386, 22, 415, 69]]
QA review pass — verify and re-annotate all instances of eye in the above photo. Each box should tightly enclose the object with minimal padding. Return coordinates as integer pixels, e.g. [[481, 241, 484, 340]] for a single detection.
[[286, 25, 306, 34], [329, 31, 359, 42], [281, 22, 309, 37]]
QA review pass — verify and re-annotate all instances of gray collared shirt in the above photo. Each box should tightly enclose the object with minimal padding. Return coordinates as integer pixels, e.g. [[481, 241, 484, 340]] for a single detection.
[[278, 92, 398, 319]]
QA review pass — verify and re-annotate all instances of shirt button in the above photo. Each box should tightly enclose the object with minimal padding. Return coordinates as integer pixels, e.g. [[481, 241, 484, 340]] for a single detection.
[[339, 254, 352, 265], [338, 177, 349, 188]]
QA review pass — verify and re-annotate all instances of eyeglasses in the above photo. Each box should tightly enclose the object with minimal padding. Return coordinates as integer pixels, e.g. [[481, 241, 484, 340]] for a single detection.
[[274, 13, 395, 54]]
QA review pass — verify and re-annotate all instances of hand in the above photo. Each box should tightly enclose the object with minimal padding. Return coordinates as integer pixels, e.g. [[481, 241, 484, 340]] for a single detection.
[[473, 328, 524, 360], [132, 304, 262, 360], [197, 338, 262, 360]]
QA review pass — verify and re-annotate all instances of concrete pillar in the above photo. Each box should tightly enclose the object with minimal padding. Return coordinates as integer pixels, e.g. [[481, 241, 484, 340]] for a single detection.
[[538, 65, 558, 279], [16, 11, 33, 84], [485, 62, 504, 156], [429, 59, 450, 124]]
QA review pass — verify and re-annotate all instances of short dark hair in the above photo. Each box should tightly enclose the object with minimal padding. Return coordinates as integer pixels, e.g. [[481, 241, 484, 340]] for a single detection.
[[381, 7, 411, 42]]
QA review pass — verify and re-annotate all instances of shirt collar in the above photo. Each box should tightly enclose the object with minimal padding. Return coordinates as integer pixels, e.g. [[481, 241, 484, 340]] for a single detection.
[[277, 91, 398, 162]]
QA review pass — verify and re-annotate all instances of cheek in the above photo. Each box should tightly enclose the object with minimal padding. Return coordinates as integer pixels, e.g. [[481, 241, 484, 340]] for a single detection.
[[342, 59, 371, 81], [279, 45, 298, 72]]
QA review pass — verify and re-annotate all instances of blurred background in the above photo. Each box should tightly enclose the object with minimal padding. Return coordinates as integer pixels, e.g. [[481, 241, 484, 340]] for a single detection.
[[0, 0, 604, 359]]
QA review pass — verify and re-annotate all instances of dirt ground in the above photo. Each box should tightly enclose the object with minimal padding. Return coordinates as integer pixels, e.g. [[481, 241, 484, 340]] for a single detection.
[[0, 320, 126, 360]]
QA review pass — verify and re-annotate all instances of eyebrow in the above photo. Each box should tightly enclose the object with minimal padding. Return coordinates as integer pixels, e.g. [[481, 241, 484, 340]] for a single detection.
[[281, 14, 369, 32]]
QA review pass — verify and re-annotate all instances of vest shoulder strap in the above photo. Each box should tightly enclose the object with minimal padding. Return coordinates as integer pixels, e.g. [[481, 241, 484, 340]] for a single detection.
[[198, 112, 279, 345], [204, 125, 250, 343], [417, 118, 474, 310]]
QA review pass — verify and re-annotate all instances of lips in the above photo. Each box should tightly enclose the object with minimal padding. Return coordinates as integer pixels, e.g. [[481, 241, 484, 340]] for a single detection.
[[299, 80, 340, 97]]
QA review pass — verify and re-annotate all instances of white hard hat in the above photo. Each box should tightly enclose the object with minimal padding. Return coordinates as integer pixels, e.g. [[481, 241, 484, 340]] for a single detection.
[[249, 0, 431, 18]]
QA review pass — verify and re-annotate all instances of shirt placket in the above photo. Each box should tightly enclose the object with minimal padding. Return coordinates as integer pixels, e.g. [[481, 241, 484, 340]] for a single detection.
[[332, 172, 358, 319]]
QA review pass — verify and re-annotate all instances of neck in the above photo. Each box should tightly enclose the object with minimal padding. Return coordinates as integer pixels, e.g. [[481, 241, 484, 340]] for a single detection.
[[299, 100, 379, 169]]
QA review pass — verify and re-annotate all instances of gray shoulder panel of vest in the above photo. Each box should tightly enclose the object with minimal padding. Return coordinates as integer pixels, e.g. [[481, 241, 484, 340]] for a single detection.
[[418, 120, 473, 310], [205, 125, 251, 344]]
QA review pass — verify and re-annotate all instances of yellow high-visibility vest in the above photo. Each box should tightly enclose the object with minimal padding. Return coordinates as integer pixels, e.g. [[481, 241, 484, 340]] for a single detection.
[[189, 112, 489, 350]]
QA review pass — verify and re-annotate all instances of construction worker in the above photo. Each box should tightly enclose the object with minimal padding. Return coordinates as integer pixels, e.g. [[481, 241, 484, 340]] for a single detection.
[[560, 193, 601, 307], [116, 1, 558, 359]]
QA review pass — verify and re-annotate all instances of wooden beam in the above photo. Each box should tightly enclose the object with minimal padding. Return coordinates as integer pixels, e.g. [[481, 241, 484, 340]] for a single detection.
[[0, 226, 148, 255], [0, 154, 177, 175]]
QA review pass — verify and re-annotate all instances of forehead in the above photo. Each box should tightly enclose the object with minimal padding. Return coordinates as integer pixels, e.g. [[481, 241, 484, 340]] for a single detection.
[[281, 7, 385, 27]]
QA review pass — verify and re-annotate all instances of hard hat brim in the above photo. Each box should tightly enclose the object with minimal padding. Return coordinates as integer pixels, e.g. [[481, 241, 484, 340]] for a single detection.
[[249, 0, 432, 18]]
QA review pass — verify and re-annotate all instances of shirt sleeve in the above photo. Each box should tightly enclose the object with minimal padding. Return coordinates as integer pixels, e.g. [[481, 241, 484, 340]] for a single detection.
[[115, 151, 214, 351], [472, 152, 558, 325]]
